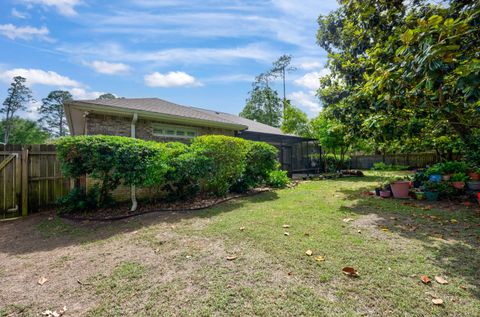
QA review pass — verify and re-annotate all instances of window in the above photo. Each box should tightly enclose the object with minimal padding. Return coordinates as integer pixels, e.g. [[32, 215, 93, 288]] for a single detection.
[[153, 124, 197, 138]]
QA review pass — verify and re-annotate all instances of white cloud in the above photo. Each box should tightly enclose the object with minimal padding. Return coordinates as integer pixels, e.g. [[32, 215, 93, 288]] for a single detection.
[[0, 24, 50, 41], [0, 68, 82, 87], [70, 88, 104, 100], [289, 91, 322, 114], [11, 8, 29, 19], [23, 0, 81, 16], [87, 60, 131, 75], [144, 71, 201, 88], [298, 61, 323, 70], [294, 69, 330, 90]]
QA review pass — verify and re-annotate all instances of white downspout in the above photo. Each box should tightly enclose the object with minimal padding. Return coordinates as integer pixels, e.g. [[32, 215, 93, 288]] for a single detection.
[[130, 113, 138, 212]]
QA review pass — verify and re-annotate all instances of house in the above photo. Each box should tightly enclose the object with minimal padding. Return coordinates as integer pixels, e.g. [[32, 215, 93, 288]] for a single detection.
[[64, 98, 321, 174]]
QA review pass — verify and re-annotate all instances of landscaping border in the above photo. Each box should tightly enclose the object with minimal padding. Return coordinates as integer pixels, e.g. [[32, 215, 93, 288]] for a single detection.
[[59, 188, 272, 222]]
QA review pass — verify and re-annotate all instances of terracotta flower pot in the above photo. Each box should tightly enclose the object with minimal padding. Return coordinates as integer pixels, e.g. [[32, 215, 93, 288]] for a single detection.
[[452, 181, 465, 189], [390, 181, 410, 198], [468, 172, 480, 181], [380, 190, 391, 198]]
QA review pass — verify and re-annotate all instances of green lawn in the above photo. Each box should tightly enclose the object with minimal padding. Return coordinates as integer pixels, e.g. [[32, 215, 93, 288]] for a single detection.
[[1, 172, 479, 316]]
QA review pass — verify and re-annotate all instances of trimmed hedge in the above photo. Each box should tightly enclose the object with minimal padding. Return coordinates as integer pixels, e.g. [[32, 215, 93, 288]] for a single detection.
[[56, 135, 286, 211]]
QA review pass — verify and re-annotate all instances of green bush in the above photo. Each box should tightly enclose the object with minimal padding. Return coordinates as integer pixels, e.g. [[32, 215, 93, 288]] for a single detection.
[[438, 161, 469, 174], [56, 185, 108, 213], [162, 142, 213, 201], [57, 135, 281, 211], [232, 141, 279, 192], [266, 170, 290, 188], [56, 136, 162, 205], [191, 135, 249, 196], [323, 153, 350, 172]]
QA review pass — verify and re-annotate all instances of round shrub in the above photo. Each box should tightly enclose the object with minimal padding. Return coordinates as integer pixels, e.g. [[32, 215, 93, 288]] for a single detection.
[[56, 135, 162, 206], [191, 135, 249, 196], [266, 170, 290, 188], [232, 141, 279, 192]]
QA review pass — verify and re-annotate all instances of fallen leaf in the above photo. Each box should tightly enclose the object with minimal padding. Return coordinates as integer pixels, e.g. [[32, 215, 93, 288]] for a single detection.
[[282, 224, 290, 228], [305, 250, 313, 256], [284, 232, 290, 236], [357, 230, 362, 234], [381, 227, 389, 232], [435, 276, 448, 284], [304, 232, 310, 236], [420, 275, 431, 284], [450, 219, 457, 224], [315, 255, 325, 262], [432, 298, 444, 305], [287, 271, 293, 276], [239, 226, 245, 231], [342, 218, 353, 223], [38, 276, 48, 286], [226, 256, 237, 261], [41, 306, 66, 317], [342, 267, 359, 277]]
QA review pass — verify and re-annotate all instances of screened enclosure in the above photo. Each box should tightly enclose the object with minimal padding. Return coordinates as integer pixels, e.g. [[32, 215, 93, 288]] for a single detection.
[[237, 131, 322, 175]]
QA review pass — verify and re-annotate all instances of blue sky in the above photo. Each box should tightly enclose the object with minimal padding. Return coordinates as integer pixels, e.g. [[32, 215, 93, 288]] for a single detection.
[[0, 0, 338, 120]]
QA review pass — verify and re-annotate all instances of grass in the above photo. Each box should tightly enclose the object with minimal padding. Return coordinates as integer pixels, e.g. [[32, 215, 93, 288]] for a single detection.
[[1, 171, 479, 316]]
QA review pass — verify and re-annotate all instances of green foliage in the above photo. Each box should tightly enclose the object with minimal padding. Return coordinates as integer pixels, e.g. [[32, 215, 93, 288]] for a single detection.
[[281, 100, 310, 137], [371, 162, 409, 171], [191, 135, 249, 196], [316, 1, 480, 156], [266, 170, 290, 188], [310, 111, 350, 157], [97, 93, 116, 100], [240, 85, 282, 128], [438, 161, 469, 174], [451, 172, 469, 182], [57, 135, 284, 211], [0, 117, 49, 144], [38, 90, 72, 137], [425, 165, 443, 176], [1, 76, 33, 144], [56, 136, 161, 205], [423, 181, 441, 192], [232, 141, 279, 192], [161, 142, 213, 201], [323, 153, 351, 172], [57, 185, 107, 213]]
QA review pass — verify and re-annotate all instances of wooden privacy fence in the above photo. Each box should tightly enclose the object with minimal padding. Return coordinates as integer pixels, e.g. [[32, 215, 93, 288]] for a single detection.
[[349, 152, 442, 170], [0, 144, 71, 219]]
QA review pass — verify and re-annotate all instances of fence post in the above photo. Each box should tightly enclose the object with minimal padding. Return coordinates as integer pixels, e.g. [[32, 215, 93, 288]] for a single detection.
[[21, 146, 28, 217]]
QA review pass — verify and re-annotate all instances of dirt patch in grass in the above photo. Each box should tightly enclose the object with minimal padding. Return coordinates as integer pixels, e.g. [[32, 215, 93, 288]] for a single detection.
[[1, 175, 479, 316]]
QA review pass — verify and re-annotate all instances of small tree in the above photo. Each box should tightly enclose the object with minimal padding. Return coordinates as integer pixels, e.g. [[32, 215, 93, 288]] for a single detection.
[[281, 100, 310, 137], [1, 76, 33, 144], [270, 55, 296, 102], [0, 118, 49, 144], [240, 85, 283, 127], [38, 90, 72, 137], [97, 93, 116, 100]]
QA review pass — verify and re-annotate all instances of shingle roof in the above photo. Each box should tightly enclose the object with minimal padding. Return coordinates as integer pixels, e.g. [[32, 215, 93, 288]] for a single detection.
[[74, 97, 295, 136], [76, 98, 240, 127]]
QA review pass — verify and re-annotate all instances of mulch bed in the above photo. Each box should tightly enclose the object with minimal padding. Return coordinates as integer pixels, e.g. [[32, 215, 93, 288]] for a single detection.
[[59, 188, 272, 221]]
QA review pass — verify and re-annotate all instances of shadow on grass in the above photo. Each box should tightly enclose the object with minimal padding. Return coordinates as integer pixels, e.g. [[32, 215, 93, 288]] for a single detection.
[[335, 178, 480, 299], [0, 191, 279, 256]]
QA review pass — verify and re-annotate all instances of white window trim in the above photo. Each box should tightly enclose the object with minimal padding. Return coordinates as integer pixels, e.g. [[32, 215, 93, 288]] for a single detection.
[[152, 123, 198, 139]]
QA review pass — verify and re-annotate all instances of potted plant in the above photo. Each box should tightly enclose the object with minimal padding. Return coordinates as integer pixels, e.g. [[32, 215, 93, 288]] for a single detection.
[[441, 161, 469, 180], [415, 191, 425, 200], [423, 181, 440, 201], [426, 165, 442, 182], [390, 177, 410, 199], [451, 172, 468, 189], [413, 170, 427, 188], [379, 182, 391, 198], [468, 167, 480, 181]]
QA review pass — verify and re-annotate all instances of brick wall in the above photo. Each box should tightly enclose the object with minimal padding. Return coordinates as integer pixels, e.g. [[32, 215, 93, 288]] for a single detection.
[[85, 113, 235, 143]]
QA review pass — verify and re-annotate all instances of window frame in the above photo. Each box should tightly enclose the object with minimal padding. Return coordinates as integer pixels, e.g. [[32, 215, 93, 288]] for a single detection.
[[152, 123, 198, 139]]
